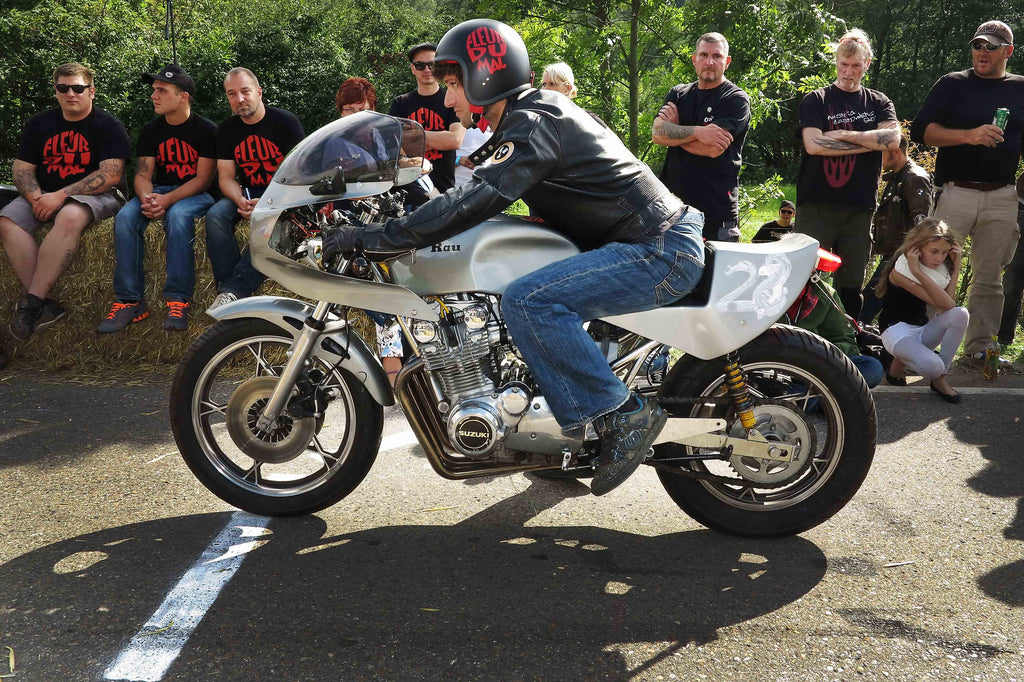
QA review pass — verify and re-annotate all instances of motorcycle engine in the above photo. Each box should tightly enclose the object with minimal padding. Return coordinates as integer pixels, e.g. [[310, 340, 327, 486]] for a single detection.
[[412, 295, 535, 459]]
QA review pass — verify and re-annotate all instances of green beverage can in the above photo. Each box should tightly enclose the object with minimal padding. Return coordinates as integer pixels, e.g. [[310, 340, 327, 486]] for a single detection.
[[993, 107, 1010, 132]]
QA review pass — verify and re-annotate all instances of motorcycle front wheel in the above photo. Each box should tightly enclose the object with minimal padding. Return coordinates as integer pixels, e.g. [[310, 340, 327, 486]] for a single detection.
[[170, 318, 383, 516], [655, 325, 876, 538]]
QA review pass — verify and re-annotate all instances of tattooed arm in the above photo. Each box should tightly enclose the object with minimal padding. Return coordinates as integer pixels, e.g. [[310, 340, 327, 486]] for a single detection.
[[824, 120, 901, 151], [31, 159, 124, 222], [12, 160, 42, 202], [61, 158, 124, 197], [652, 111, 733, 156]]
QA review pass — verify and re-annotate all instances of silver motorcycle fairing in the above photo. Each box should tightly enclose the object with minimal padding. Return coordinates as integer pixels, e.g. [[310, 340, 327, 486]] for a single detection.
[[388, 217, 580, 295], [604, 234, 820, 360], [208, 295, 395, 406], [249, 206, 440, 321]]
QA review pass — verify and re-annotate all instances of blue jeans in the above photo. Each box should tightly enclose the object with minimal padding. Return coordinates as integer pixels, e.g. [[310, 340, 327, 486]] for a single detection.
[[501, 209, 706, 429], [204, 197, 266, 297], [114, 187, 214, 302], [850, 354, 884, 389]]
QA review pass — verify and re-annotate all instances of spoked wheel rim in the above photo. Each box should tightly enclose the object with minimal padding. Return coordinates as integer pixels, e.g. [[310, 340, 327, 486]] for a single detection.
[[684, 361, 845, 510], [190, 334, 358, 498]]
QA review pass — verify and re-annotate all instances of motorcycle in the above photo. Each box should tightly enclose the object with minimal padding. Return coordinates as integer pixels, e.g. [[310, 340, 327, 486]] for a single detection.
[[170, 111, 876, 538]]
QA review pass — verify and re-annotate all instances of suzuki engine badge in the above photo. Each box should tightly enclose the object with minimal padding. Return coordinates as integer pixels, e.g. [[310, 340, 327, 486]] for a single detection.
[[491, 142, 514, 164], [454, 415, 493, 452]]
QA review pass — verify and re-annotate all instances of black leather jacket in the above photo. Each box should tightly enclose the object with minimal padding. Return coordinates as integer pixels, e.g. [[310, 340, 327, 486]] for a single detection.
[[355, 89, 685, 255], [871, 159, 933, 257]]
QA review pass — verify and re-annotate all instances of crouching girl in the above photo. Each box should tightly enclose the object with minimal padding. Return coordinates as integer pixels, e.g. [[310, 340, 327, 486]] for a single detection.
[[877, 218, 969, 403]]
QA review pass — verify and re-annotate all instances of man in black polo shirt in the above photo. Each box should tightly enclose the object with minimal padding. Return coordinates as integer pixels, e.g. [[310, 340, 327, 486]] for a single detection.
[[652, 32, 750, 242], [98, 64, 217, 333], [912, 20, 1024, 362], [752, 200, 796, 243], [388, 42, 466, 192], [205, 67, 305, 312], [0, 62, 130, 341]]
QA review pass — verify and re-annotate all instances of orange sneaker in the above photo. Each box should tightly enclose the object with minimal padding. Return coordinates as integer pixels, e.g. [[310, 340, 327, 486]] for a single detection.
[[163, 300, 190, 331], [97, 301, 149, 333]]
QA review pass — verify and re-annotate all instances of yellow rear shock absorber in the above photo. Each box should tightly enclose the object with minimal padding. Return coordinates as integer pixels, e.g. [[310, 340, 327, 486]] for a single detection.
[[722, 352, 757, 429]]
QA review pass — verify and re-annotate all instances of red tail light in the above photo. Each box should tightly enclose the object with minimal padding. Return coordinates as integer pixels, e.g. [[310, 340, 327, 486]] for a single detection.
[[815, 249, 842, 273]]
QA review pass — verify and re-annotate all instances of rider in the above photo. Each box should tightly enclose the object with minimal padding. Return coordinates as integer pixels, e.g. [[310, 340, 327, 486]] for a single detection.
[[323, 19, 706, 495]]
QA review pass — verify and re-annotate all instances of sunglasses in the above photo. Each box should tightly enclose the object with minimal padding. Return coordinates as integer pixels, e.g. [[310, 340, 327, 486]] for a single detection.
[[780, 209, 795, 215], [971, 39, 1008, 52], [55, 83, 91, 94], [412, 61, 435, 71]]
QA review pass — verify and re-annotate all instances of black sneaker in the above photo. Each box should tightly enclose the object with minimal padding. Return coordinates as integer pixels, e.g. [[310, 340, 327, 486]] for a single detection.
[[33, 298, 67, 333], [10, 294, 44, 342], [591, 393, 667, 496]]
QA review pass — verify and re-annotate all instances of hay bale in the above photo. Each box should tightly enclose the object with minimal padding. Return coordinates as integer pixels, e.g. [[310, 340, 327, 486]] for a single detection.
[[0, 217, 377, 373]]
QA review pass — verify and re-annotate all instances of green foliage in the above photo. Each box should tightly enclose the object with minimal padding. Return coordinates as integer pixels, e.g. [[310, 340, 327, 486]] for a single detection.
[[0, 0, 466, 178]]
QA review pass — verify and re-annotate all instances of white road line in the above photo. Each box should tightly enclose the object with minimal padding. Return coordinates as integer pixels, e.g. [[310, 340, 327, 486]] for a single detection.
[[380, 430, 419, 452], [103, 512, 271, 682]]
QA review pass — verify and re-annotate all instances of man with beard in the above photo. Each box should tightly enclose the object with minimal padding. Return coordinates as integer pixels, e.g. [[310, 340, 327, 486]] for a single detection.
[[98, 64, 217, 333], [912, 20, 1024, 363], [652, 32, 750, 242], [1, 62, 130, 341], [796, 29, 900, 319], [206, 67, 305, 311]]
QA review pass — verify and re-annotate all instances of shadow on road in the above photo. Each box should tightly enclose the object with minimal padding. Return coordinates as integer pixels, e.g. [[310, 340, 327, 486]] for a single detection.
[[946, 413, 1024, 608], [0, 373, 173, 471], [0, 478, 827, 680]]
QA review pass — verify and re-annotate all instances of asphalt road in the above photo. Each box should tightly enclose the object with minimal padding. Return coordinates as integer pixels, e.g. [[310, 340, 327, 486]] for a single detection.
[[1, 370, 1022, 681]]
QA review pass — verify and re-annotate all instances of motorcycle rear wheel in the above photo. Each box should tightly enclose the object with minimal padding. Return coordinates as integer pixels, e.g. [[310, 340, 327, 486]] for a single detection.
[[170, 318, 383, 516], [655, 325, 875, 538]]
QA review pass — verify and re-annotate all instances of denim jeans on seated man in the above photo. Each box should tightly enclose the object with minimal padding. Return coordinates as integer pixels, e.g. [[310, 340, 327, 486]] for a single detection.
[[500, 208, 705, 431], [204, 197, 267, 298], [114, 185, 214, 302]]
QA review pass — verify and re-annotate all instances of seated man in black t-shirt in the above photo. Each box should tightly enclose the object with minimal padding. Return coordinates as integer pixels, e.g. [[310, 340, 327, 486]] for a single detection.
[[205, 67, 305, 312], [0, 62, 130, 342], [752, 200, 796, 243], [97, 64, 218, 334]]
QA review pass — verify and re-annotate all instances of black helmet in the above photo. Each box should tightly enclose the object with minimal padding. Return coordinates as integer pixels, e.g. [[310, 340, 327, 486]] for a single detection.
[[434, 19, 531, 107]]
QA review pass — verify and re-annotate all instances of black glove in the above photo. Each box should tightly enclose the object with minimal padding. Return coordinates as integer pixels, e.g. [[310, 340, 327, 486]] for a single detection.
[[322, 224, 363, 260]]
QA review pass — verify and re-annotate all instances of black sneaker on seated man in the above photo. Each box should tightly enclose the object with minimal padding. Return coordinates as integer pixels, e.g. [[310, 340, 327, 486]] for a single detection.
[[591, 392, 667, 496], [9, 294, 65, 342]]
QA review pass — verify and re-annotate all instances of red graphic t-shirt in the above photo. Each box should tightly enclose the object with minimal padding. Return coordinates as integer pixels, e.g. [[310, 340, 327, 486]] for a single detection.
[[18, 107, 130, 193], [389, 89, 459, 192], [137, 113, 218, 186], [216, 106, 305, 198]]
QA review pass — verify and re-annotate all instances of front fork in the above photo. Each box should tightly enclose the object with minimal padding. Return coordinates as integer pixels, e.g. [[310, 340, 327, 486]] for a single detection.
[[254, 300, 332, 432]]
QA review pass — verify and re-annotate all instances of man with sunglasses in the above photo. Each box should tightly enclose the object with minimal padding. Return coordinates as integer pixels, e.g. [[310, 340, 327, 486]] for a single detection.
[[752, 200, 796, 243], [911, 20, 1024, 364], [388, 42, 465, 192], [0, 62, 130, 342]]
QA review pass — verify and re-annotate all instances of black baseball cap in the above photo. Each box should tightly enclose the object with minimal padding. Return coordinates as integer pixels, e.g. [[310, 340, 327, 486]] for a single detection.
[[780, 200, 796, 211], [407, 42, 437, 61], [141, 63, 195, 95]]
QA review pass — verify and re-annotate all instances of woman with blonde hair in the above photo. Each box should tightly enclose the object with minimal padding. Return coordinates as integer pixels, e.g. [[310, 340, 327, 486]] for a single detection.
[[877, 218, 969, 403], [540, 62, 577, 98]]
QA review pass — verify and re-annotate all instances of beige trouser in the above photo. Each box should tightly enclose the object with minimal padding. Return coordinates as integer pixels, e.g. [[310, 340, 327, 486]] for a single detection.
[[934, 182, 1019, 354]]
